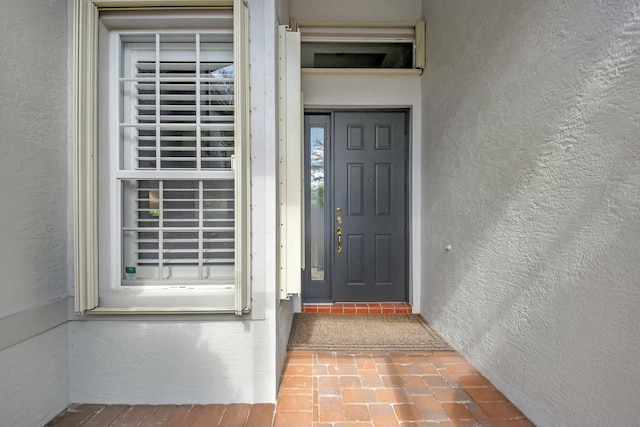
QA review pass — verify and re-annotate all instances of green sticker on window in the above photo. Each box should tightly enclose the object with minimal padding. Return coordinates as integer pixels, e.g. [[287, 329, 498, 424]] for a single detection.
[[125, 266, 137, 280]]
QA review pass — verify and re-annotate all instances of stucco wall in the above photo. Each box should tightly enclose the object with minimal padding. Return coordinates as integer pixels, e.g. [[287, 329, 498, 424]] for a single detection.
[[276, 299, 294, 388], [70, 0, 281, 404], [291, 0, 421, 23], [277, 0, 290, 25], [69, 320, 274, 403], [420, 1, 640, 426], [0, 0, 70, 424], [0, 325, 69, 426], [0, 0, 68, 319]]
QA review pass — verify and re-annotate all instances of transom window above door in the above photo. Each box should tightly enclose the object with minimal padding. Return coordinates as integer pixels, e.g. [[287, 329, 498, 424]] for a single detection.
[[294, 22, 426, 72]]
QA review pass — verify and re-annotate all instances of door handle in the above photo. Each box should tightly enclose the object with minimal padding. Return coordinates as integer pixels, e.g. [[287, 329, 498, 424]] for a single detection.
[[337, 227, 343, 253]]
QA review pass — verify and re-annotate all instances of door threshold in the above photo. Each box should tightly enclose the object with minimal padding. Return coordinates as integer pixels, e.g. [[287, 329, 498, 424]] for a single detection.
[[301, 302, 412, 314]]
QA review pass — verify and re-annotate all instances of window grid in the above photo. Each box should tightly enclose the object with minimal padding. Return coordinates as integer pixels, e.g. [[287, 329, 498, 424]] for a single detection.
[[119, 31, 236, 286]]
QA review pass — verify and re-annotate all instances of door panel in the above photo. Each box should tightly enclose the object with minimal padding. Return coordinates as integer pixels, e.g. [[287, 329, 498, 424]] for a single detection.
[[347, 234, 365, 284], [333, 111, 406, 302], [348, 164, 364, 215], [375, 163, 392, 215], [375, 234, 392, 284]]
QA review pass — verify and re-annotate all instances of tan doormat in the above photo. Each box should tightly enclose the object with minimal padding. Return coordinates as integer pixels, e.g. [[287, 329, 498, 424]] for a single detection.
[[287, 313, 455, 351]]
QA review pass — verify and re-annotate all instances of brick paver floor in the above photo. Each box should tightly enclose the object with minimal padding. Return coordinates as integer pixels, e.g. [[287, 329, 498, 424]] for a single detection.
[[46, 351, 535, 426]]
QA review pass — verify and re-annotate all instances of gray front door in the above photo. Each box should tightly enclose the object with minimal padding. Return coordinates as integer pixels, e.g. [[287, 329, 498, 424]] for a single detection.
[[333, 111, 406, 302]]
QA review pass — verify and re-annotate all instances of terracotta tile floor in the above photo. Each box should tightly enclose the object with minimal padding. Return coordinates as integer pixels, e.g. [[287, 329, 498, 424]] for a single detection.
[[301, 302, 412, 314], [46, 350, 534, 427]]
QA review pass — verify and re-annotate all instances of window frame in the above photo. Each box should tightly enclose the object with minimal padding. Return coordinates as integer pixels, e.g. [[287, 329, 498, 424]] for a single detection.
[[73, 0, 250, 314]]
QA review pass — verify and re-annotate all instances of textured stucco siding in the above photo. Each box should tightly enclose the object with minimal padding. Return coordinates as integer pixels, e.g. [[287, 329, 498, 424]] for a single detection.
[[0, 0, 68, 318], [420, 1, 640, 426], [0, 0, 70, 424], [276, 299, 294, 389], [69, 321, 274, 404], [291, 0, 421, 23], [0, 325, 69, 426]]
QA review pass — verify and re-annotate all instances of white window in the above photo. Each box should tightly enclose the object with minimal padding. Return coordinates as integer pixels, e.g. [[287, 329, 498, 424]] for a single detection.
[[73, 0, 250, 314]]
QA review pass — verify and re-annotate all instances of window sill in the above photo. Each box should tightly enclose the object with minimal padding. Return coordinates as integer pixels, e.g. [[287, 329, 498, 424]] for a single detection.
[[90, 286, 248, 315]]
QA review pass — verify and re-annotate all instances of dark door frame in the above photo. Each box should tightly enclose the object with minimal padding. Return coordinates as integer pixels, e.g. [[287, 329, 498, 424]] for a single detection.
[[302, 109, 410, 304]]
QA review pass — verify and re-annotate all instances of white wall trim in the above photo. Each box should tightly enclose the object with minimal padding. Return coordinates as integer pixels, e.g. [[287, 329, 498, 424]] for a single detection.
[[0, 299, 70, 352]]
